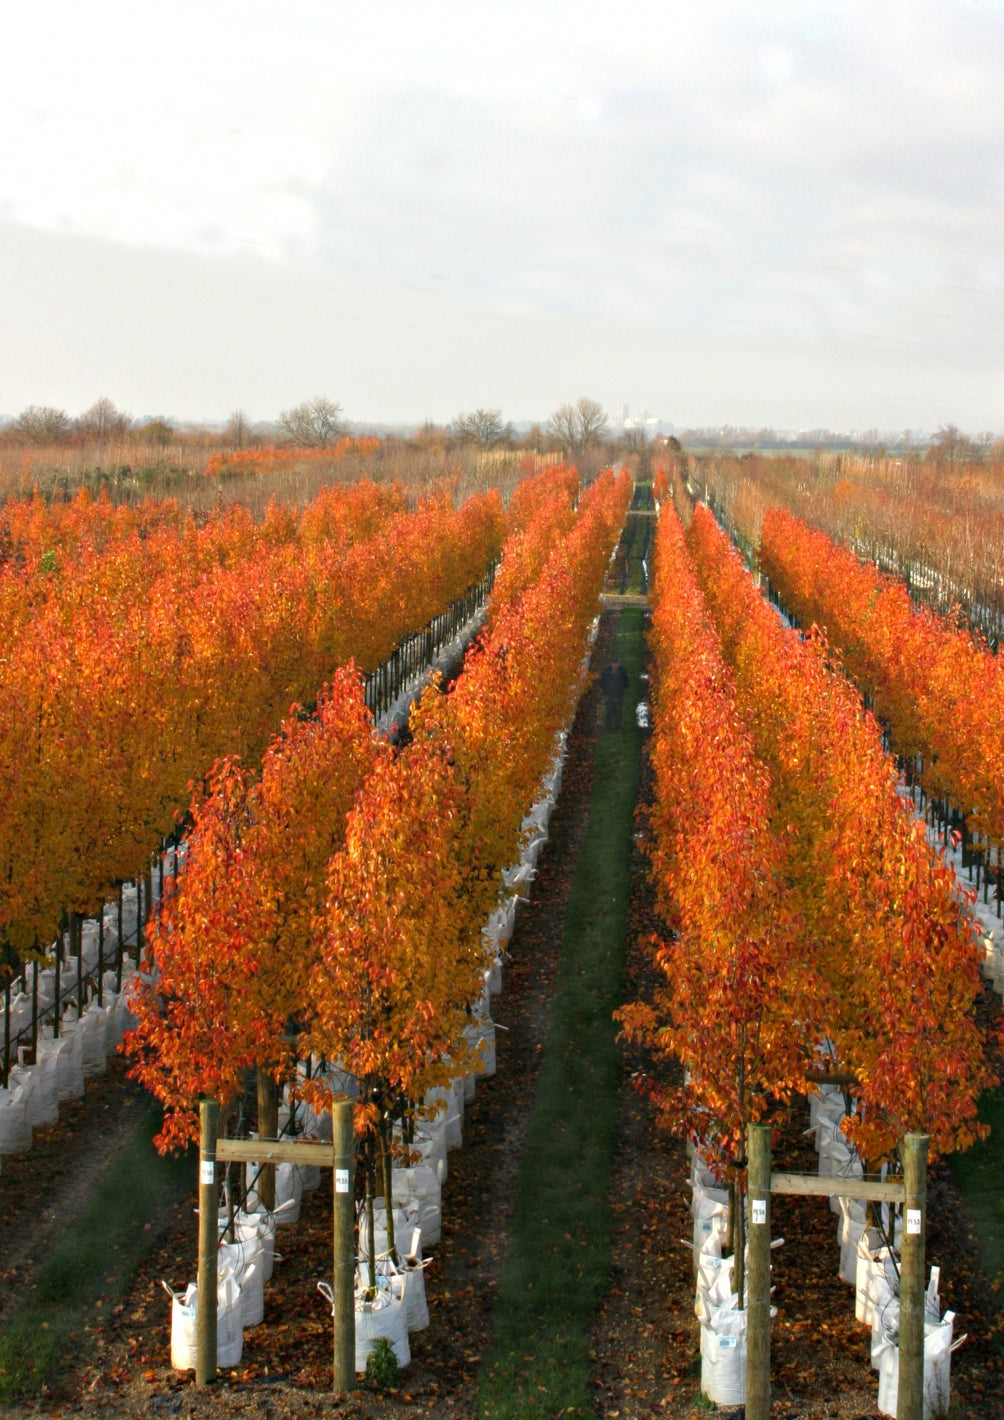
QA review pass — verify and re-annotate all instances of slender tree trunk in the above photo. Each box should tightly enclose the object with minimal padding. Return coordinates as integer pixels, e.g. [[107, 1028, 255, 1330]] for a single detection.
[[257, 1066, 278, 1211], [733, 1174, 746, 1310], [365, 1145, 377, 1295], [379, 1114, 397, 1263]]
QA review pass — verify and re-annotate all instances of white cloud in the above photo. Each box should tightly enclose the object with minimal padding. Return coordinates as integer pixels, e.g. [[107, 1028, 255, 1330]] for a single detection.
[[3, 0, 1004, 426]]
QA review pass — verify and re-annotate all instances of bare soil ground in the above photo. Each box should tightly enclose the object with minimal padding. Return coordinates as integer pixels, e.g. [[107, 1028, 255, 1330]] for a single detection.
[[2, 611, 1003, 1419]]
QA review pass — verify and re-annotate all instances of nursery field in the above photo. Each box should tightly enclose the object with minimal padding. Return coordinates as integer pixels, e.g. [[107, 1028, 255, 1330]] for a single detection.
[[2, 461, 1004, 1419], [1, 612, 1002, 1419]]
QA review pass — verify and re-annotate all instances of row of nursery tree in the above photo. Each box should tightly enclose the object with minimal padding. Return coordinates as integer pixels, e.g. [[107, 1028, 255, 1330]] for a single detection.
[[620, 500, 994, 1295], [0, 478, 505, 966], [693, 449, 1004, 650], [759, 506, 1004, 908], [123, 464, 632, 1272]]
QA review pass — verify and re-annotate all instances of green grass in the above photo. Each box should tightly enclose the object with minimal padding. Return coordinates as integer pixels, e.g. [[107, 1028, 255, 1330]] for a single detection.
[[477, 609, 645, 1419], [0, 1104, 193, 1400], [949, 1087, 1004, 1296]]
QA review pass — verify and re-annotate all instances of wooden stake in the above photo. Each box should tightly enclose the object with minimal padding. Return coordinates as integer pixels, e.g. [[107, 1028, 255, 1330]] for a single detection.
[[332, 1099, 355, 1393], [196, 1099, 219, 1386], [898, 1133, 928, 1420], [746, 1123, 772, 1420]]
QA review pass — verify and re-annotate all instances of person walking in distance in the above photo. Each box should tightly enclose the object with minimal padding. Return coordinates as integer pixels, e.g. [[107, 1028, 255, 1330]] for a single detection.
[[600, 660, 629, 730]]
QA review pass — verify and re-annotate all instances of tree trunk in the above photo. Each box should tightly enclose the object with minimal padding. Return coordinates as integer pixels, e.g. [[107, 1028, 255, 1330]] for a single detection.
[[379, 1115, 397, 1263], [364, 1145, 377, 1295], [733, 1174, 746, 1310], [256, 1066, 278, 1212]]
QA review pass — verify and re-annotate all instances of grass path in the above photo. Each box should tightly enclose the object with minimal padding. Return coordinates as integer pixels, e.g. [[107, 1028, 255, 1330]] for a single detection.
[[0, 1105, 192, 1401], [476, 607, 645, 1419]]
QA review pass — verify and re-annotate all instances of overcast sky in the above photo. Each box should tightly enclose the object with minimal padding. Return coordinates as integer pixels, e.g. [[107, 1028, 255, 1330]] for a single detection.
[[2, 0, 1003, 432]]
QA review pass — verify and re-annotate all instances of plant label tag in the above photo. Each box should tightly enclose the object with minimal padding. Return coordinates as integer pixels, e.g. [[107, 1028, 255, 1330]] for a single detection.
[[752, 1198, 767, 1225], [906, 1209, 922, 1235], [200, 1160, 215, 1186], [335, 1168, 350, 1194]]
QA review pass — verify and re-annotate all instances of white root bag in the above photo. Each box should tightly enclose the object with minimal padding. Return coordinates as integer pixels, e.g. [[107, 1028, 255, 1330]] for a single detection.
[[405, 1120, 449, 1185], [379, 1248, 430, 1332], [808, 1087, 846, 1129], [871, 1266, 946, 1369], [219, 1239, 264, 1327], [520, 833, 547, 869], [695, 1242, 735, 1323], [836, 1196, 868, 1284], [46, 1023, 84, 1102], [164, 1269, 244, 1371], [856, 1231, 897, 1325], [483, 895, 517, 950], [485, 953, 503, 997], [691, 1184, 730, 1256], [101, 992, 127, 1051], [501, 861, 535, 900], [464, 1019, 496, 1078], [81, 1002, 108, 1077], [0, 1084, 31, 1155], [16, 1055, 59, 1128], [874, 1312, 962, 1420], [701, 1303, 747, 1407], [318, 1278, 411, 1372], [358, 1200, 423, 1265], [522, 801, 552, 836], [247, 1159, 303, 1222], [390, 1165, 442, 1247], [228, 1209, 276, 1283], [424, 1084, 462, 1152], [355, 1282, 410, 1371]]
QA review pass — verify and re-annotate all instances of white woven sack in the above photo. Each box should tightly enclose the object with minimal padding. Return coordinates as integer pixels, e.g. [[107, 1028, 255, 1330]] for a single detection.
[[855, 1230, 893, 1324], [354, 1283, 410, 1371], [359, 1200, 423, 1268], [464, 1019, 496, 1079], [248, 1159, 303, 1222], [81, 1003, 108, 1077], [0, 1084, 31, 1155], [387, 1257, 430, 1332], [46, 1020, 83, 1103], [691, 1185, 729, 1256], [229, 1209, 276, 1282], [875, 1312, 958, 1420], [501, 862, 534, 900], [836, 1196, 867, 1284], [406, 1120, 449, 1185], [808, 1087, 846, 1129], [701, 1302, 747, 1407], [391, 1166, 442, 1247], [17, 1056, 58, 1128], [164, 1270, 243, 1371], [219, 1239, 264, 1327], [424, 1085, 462, 1152]]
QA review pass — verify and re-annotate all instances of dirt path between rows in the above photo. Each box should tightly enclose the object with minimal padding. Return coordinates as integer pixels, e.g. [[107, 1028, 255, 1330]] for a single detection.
[[2, 607, 1004, 1419], [0, 1066, 155, 1332]]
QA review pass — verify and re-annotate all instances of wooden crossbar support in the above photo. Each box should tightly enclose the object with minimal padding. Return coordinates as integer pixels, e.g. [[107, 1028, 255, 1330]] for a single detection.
[[215, 1137, 339, 1167], [196, 1102, 356, 1394], [769, 1172, 905, 1204], [745, 1123, 926, 1420]]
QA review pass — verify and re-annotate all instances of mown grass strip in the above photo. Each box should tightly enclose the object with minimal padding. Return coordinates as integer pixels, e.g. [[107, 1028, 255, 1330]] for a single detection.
[[0, 1104, 193, 1400], [477, 608, 645, 1419], [949, 1086, 1004, 1310]]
